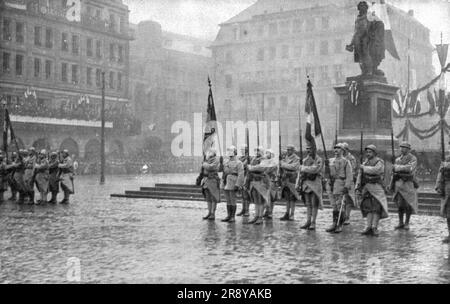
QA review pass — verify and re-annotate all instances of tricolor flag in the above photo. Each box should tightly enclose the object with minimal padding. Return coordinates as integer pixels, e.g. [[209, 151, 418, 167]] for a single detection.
[[202, 77, 220, 156], [305, 80, 321, 150], [370, 0, 400, 60]]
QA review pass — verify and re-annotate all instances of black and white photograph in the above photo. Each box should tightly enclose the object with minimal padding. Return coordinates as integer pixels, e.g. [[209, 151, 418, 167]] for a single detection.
[[0, 0, 450, 288]]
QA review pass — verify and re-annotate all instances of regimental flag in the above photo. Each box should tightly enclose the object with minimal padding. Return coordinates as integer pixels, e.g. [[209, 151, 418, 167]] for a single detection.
[[202, 77, 220, 157], [370, 0, 400, 60], [348, 81, 360, 106], [436, 44, 449, 69], [305, 80, 321, 150], [4, 108, 19, 154]]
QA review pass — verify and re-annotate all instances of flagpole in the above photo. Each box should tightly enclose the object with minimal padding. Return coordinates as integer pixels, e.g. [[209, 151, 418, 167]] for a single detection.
[[1, 98, 7, 161]]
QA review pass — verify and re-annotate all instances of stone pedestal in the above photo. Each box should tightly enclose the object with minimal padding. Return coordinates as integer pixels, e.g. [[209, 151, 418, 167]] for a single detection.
[[334, 76, 399, 153]]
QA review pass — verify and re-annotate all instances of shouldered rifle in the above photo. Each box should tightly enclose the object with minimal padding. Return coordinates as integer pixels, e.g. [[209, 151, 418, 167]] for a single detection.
[[388, 130, 397, 193], [356, 131, 365, 192]]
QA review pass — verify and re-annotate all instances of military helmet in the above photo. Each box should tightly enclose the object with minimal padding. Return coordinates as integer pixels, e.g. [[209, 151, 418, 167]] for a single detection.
[[399, 142, 411, 150], [334, 143, 344, 150], [286, 144, 295, 150], [40, 149, 47, 155], [365, 144, 377, 153], [50, 151, 58, 157]]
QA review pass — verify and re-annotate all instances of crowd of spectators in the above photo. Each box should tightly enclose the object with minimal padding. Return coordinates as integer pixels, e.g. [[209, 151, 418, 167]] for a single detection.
[[8, 97, 141, 135]]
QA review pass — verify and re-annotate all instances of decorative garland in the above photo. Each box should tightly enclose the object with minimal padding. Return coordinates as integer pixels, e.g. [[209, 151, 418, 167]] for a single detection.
[[396, 118, 450, 140]]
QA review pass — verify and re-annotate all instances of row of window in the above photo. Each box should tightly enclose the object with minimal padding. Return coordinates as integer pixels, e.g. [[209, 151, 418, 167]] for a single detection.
[[2, 52, 124, 90], [223, 39, 343, 65], [224, 65, 344, 89], [226, 16, 333, 41], [2, 19, 125, 63]]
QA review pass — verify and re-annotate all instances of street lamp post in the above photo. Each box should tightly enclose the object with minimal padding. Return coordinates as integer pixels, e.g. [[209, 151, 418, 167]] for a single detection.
[[1, 97, 7, 159], [100, 71, 106, 185]]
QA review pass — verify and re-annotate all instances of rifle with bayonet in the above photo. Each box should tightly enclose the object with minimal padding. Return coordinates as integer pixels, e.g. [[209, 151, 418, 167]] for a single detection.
[[388, 130, 397, 193], [356, 131, 365, 192]]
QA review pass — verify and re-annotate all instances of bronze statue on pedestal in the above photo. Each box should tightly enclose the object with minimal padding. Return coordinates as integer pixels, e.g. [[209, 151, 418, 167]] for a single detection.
[[346, 1, 386, 77]]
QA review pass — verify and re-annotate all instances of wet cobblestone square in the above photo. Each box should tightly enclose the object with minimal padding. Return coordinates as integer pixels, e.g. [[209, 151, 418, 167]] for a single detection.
[[0, 174, 449, 284]]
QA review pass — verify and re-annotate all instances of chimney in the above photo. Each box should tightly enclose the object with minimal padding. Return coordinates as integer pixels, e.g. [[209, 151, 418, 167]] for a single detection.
[[408, 10, 414, 17]]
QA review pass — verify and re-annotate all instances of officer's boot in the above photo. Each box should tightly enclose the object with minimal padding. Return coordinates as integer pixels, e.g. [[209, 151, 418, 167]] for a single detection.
[[243, 201, 250, 217], [309, 207, 318, 231], [17, 192, 25, 205], [208, 202, 216, 220], [29, 192, 35, 205], [8, 190, 17, 201], [404, 211, 411, 230], [254, 206, 264, 225], [395, 209, 405, 230], [59, 191, 70, 204], [289, 201, 296, 221], [344, 206, 351, 226], [221, 205, 232, 222], [236, 201, 246, 217], [301, 206, 312, 230], [443, 219, 450, 244], [371, 213, 381, 237], [49, 192, 58, 205], [326, 211, 338, 233], [280, 202, 290, 221], [228, 205, 236, 223], [334, 205, 345, 233], [361, 213, 373, 235]]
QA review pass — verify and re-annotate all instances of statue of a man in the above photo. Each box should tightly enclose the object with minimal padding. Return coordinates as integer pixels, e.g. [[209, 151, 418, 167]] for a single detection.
[[346, 1, 386, 76]]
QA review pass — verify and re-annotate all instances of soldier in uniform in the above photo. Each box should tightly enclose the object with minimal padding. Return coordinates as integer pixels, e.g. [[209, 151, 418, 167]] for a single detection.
[[221, 146, 245, 223], [48, 152, 60, 204], [201, 148, 221, 220], [435, 143, 450, 243], [58, 149, 74, 204], [237, 145, 251, 217], [247, 147, 277, 225], [0, 151, 7, 203], [34, 149, 50, 205], [342, 142, 358, 225], [279, 145, 301, 221], [262, 149, 279, 220], [23, 148, 36, 204], [244, 146, 264, 222], [356, 145, 389, 237], [12, 149, 26, 204], [6, 152, 18, 201], [297, 144, 324, 230], [391, 142, 419, 230], [326, 143, 355, 233]]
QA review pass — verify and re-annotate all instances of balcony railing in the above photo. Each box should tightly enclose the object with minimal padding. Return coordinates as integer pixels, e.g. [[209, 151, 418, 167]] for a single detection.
[[11, 115, 114, 128]]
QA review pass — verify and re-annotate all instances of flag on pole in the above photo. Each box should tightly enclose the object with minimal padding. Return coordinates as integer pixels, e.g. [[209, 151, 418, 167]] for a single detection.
[[370, 0, 400, 60], [436, 44, 449, 69], [348, 81, 360, 106], [202, 77, 220, 156], [305, 80, 321, 149]]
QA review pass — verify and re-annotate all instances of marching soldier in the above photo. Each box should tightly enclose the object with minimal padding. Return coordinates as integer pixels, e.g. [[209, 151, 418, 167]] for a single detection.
[[279, 145, 301, 221], [0, 151, 7, 203], [6, 152, 18, 201], [23, 148, 36, 204], [244, 146, 264, 222], [297, 144, 324, 230], [58, 149, 75, 204], [342, 142, 358, 225], [262, 149, 279, 220], [48, 152, 60, 204], [435, 143, 450, 243], [34, 149, 50, 205], [221, 146, 245, 223], [356, 145, 389, 237], [201, 148, 221, 220], [247, 147, 277, 225], [326, 143, 355, 233], [391, 142, 419, 230], [237, 145, 251, 217]]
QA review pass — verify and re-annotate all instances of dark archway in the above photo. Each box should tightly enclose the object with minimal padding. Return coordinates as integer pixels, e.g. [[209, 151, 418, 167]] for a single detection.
[[60, 138, 79, 158], [84, 138, 100, 160], [109, 139, 124, 158], [32, 138, 51, 151]]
